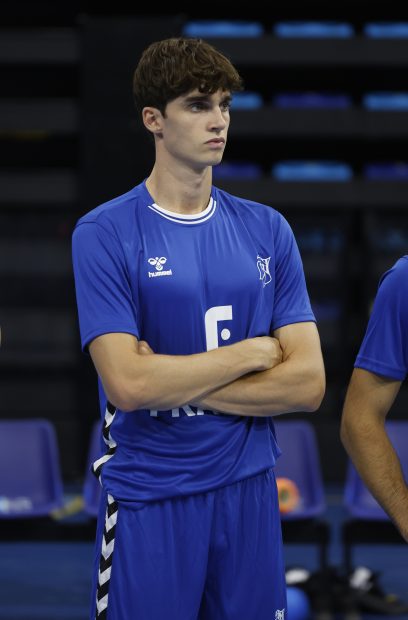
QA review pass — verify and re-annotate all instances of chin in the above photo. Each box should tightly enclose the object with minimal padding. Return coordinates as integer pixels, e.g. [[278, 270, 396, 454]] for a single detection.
[[209, 154, 225, 167]]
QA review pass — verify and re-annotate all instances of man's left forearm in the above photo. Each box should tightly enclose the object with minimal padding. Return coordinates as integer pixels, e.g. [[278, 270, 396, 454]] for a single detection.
[[193, 356, 325, 416]]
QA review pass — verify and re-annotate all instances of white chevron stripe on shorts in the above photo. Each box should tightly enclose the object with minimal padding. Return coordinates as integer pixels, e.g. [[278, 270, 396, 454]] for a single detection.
[[95, 493, 118, 618]]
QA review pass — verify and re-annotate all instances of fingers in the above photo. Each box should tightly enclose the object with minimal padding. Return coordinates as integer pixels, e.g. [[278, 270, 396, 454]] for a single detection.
[[138, 340, 154, 355]]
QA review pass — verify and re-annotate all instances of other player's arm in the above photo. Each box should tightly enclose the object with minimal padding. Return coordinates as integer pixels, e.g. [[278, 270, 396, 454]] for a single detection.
[[88, 332, 281, 412], [192, 321, 325, 416], [340, 368, 408, 542]]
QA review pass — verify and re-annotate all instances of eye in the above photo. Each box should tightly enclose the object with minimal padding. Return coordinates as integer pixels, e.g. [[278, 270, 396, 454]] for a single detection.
[[189, 101, 206, 111], [221, 100, 231, 112]]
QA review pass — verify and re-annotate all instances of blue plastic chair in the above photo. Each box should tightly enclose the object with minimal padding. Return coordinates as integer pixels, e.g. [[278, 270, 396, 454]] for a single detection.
[[343, 420, 408, 570], [274, 420, 326, 518], [0, 419, 64, 518], [344, 421, 408, 519], [273, 420, 329, 568], [83, 420, 102, 517]]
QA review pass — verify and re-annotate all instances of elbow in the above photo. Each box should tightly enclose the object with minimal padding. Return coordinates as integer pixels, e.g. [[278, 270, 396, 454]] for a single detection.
[[104, 377, 147, 412], [303, 372, 326, 412]]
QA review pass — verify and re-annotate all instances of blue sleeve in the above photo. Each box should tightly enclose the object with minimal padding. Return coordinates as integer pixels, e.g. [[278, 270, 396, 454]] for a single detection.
[[355, 257, 408, 380], [271, 213, 315, 331], [72, 221, 140, 351]]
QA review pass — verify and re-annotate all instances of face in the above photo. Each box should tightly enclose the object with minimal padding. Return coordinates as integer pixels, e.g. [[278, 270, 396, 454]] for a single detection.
[[147, 89, 231, 171]]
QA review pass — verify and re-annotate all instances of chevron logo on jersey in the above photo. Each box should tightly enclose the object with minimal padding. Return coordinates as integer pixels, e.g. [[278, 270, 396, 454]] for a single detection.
[[148, 257, 167, 271], [147, 256, 173, 278], [257, 255, 272, 287]]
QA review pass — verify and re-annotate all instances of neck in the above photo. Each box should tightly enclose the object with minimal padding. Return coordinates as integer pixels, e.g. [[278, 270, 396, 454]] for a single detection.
[[146, 162, 213, 215]]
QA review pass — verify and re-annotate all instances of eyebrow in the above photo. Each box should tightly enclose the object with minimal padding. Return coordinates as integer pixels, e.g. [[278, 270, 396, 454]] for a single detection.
[[183, 93, 232, 104]]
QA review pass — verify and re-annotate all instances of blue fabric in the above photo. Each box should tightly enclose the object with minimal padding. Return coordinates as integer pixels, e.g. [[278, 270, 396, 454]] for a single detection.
[[273, 21, 354, 38], [272, 161, 353, 181], [90, 470, 287, 620], [182, 21, 263, 37], [355, 256, 408, 380], [72, 181, 315, 503], [273, 92, 351, 109], [364, 22, 408, 38], [363, 92, 408, 110]]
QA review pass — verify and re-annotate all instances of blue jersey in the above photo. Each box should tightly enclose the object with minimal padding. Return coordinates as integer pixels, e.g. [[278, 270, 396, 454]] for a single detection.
[[72, 180, 315, 503], [355, 256, 408, 381]]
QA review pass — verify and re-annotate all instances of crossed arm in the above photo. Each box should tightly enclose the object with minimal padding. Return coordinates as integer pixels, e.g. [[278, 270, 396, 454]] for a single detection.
[[192, 322, 325, 416], [89, 320, 324, 417], [341, 368, 408, 542]]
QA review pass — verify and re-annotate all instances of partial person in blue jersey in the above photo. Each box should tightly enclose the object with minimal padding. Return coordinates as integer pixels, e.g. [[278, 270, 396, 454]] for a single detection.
[[72, 37, 325, 620], [341, 256, 408, 543]]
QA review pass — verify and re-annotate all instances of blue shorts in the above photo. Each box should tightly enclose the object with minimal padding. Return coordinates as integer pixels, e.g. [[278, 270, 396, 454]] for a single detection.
[[91, 468, 287, 620]]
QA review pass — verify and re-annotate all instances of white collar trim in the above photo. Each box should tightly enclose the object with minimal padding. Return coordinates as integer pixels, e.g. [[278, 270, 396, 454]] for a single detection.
[[147, 196, 216, 225]]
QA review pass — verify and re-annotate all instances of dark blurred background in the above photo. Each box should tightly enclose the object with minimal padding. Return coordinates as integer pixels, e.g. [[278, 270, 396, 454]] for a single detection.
[[2, 1, 408, 488]]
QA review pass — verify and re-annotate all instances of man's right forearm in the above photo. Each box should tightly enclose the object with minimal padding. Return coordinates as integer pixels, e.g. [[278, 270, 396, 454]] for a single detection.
[[341, 369, 408, 541], [90, 334, 277, 413], [342, 414, 408, 541]]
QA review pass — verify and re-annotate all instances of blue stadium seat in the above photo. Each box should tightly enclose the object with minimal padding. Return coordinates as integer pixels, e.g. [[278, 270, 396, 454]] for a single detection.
[[342, 420, 408, 570], [182, 21, 263, 38], [273, 420, 329, 569], [274, 420, 326, 519], [344, 421, 408, 519], [0, 419, 63, 518]]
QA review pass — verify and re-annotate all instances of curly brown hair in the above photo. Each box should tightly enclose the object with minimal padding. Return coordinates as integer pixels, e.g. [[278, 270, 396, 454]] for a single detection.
[[133, 37, 243, 115]]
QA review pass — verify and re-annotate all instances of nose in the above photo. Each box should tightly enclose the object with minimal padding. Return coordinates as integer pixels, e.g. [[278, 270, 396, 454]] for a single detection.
[[208, 106, 228, 132]]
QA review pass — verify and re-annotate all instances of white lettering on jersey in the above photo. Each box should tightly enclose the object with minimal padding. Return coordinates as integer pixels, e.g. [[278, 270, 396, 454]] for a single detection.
[[149, 406, 205, 417], [149, 305, 233, 418], [204, 305, 233, 351]]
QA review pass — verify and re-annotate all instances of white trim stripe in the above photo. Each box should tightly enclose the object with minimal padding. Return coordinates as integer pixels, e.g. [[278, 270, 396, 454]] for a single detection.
[[98, 566, 112, 586], [147, 198, 217, 225], [106, 512, 117, 531], [97, 594, 108, 614], [102, 538, 115, 559], [93, 453, 112, 472]]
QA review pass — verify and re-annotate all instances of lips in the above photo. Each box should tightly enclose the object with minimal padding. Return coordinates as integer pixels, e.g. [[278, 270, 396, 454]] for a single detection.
[[205, 138, 225, 145]]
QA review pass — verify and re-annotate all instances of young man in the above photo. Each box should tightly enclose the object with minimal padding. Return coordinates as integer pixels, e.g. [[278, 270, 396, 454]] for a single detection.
[[72, 37, 325, 620], [341, 256, 408, 542]]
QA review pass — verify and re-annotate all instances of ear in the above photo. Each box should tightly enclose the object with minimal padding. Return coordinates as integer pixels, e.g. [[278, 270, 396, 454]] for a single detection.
[[142, 107, 164, 135]]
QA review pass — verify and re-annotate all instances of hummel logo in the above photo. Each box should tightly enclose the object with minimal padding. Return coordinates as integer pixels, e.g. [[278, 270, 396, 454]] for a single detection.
[[257, 255, 272, 287], [148, 257, 167, 271], [147, 256, 173, 279]]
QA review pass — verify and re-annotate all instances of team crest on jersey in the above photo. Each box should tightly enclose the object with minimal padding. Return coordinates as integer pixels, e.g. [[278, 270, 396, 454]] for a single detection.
[[275, 609, 285, 620], [257, 255, 272, 287], [147, 256, 173, 278]]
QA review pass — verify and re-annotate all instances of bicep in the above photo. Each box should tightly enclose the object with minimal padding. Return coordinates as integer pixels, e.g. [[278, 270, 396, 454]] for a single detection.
[[343, 368, 402, 424], [273, 321, 323, 363], [89, 333, 141, 405]]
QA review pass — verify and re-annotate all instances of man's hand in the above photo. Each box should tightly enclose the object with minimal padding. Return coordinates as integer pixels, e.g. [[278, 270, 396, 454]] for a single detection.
[[138, 340, 154, 355], [250, 336, 282, 370]]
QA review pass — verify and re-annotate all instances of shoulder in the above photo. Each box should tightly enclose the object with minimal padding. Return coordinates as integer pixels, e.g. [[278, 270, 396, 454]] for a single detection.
[[73, 182, 145, 237], [380, 255, 408, 284], [377, 256, 408, 299], [214, 185, 287, 228], [370, 256, 408, 327]]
